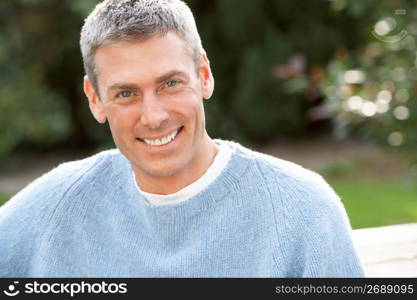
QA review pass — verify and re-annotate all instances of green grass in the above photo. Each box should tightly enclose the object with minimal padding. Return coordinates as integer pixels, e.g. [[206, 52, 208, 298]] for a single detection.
[[330, 180, 417, 229], [0, 194, 11, 207]]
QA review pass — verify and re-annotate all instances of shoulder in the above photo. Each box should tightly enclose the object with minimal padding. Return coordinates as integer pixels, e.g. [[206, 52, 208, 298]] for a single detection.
[[226, 140, 336, 202], [0, 149, 128, 276], [224, 142, 363, 276], [224, 139, 316, 177], [0, 148, 124, 220], [222, 140, 348, 229]]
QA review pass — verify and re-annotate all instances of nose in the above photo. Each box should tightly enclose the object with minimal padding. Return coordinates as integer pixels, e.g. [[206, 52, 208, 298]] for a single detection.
[[139, 92, 169, 129]]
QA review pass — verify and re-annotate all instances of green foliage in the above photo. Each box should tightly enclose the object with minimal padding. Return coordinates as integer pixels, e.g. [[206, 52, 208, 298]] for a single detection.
[[194, 0, 363, 143], [0, 0, 105, 157], [314, 0, 417, 154]]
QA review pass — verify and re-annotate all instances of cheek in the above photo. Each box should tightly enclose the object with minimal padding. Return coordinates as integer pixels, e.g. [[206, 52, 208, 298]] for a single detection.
[[105, 106, 138, 132], [174, 99, 203, 125], [164, 91, 199, 115]]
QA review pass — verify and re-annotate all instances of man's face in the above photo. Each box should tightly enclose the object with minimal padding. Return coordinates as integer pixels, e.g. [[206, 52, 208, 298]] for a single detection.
[[84, 32, 214, 192]]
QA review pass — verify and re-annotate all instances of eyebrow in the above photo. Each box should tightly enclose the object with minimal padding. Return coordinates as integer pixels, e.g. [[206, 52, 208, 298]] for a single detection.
[[154, 70, 188, 84], [107, 84, 140, 94], [106, 70, 188, 95]]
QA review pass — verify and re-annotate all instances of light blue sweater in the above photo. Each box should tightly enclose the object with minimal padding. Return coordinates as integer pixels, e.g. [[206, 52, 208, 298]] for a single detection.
[[0, 140, 364, 277]]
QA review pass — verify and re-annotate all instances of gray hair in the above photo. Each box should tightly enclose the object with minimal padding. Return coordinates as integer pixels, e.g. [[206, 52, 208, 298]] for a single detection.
[[80, 0, 203, 95]]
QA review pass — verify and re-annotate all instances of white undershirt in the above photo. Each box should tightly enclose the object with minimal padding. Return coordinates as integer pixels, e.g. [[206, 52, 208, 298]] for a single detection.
[[133, 140, 234, 206]]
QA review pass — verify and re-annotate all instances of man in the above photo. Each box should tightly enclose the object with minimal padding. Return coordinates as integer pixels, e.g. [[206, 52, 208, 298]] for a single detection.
[[0, 0, 364, 277]]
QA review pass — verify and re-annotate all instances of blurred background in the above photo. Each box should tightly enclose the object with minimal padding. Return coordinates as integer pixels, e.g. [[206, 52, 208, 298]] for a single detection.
[[0, 0, 416, 229]]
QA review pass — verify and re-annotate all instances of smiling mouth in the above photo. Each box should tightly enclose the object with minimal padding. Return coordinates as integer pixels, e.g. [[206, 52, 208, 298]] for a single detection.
[[137, 126, 183, 146]]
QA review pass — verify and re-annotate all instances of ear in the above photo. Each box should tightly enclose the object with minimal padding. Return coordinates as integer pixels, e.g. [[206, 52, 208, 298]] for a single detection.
[[83, 75, 107, 124], [198, 53, 214, 100]]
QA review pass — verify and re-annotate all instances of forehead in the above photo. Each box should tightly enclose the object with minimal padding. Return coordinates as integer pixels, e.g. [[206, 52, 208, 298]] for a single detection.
[[94, 32, 194, 87]]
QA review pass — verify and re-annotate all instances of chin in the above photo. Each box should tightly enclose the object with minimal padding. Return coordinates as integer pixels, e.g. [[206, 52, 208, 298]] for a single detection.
[[135, 158, 188, 179]]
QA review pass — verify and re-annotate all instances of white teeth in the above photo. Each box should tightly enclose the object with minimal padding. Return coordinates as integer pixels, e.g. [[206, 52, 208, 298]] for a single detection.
[[143, 129, 179, 146]]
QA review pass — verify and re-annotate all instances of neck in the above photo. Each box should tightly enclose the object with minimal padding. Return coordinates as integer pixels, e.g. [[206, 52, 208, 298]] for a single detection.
[[133, 134, 219, 195]]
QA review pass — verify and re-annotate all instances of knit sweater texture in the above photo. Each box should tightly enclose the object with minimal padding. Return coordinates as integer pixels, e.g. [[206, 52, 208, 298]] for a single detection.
[[0, 140, 365, 277]]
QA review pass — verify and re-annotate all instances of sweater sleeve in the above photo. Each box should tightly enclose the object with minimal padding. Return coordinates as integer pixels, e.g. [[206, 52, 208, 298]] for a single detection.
[[0, 169, 64, 277], [256, 157, 366, 278], [294, 174, 365, 277], [0, 154, 103, 277]]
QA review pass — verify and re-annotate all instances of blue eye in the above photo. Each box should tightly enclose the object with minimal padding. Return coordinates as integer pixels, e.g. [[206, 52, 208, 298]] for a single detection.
[[166, 80, 178, 87]]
